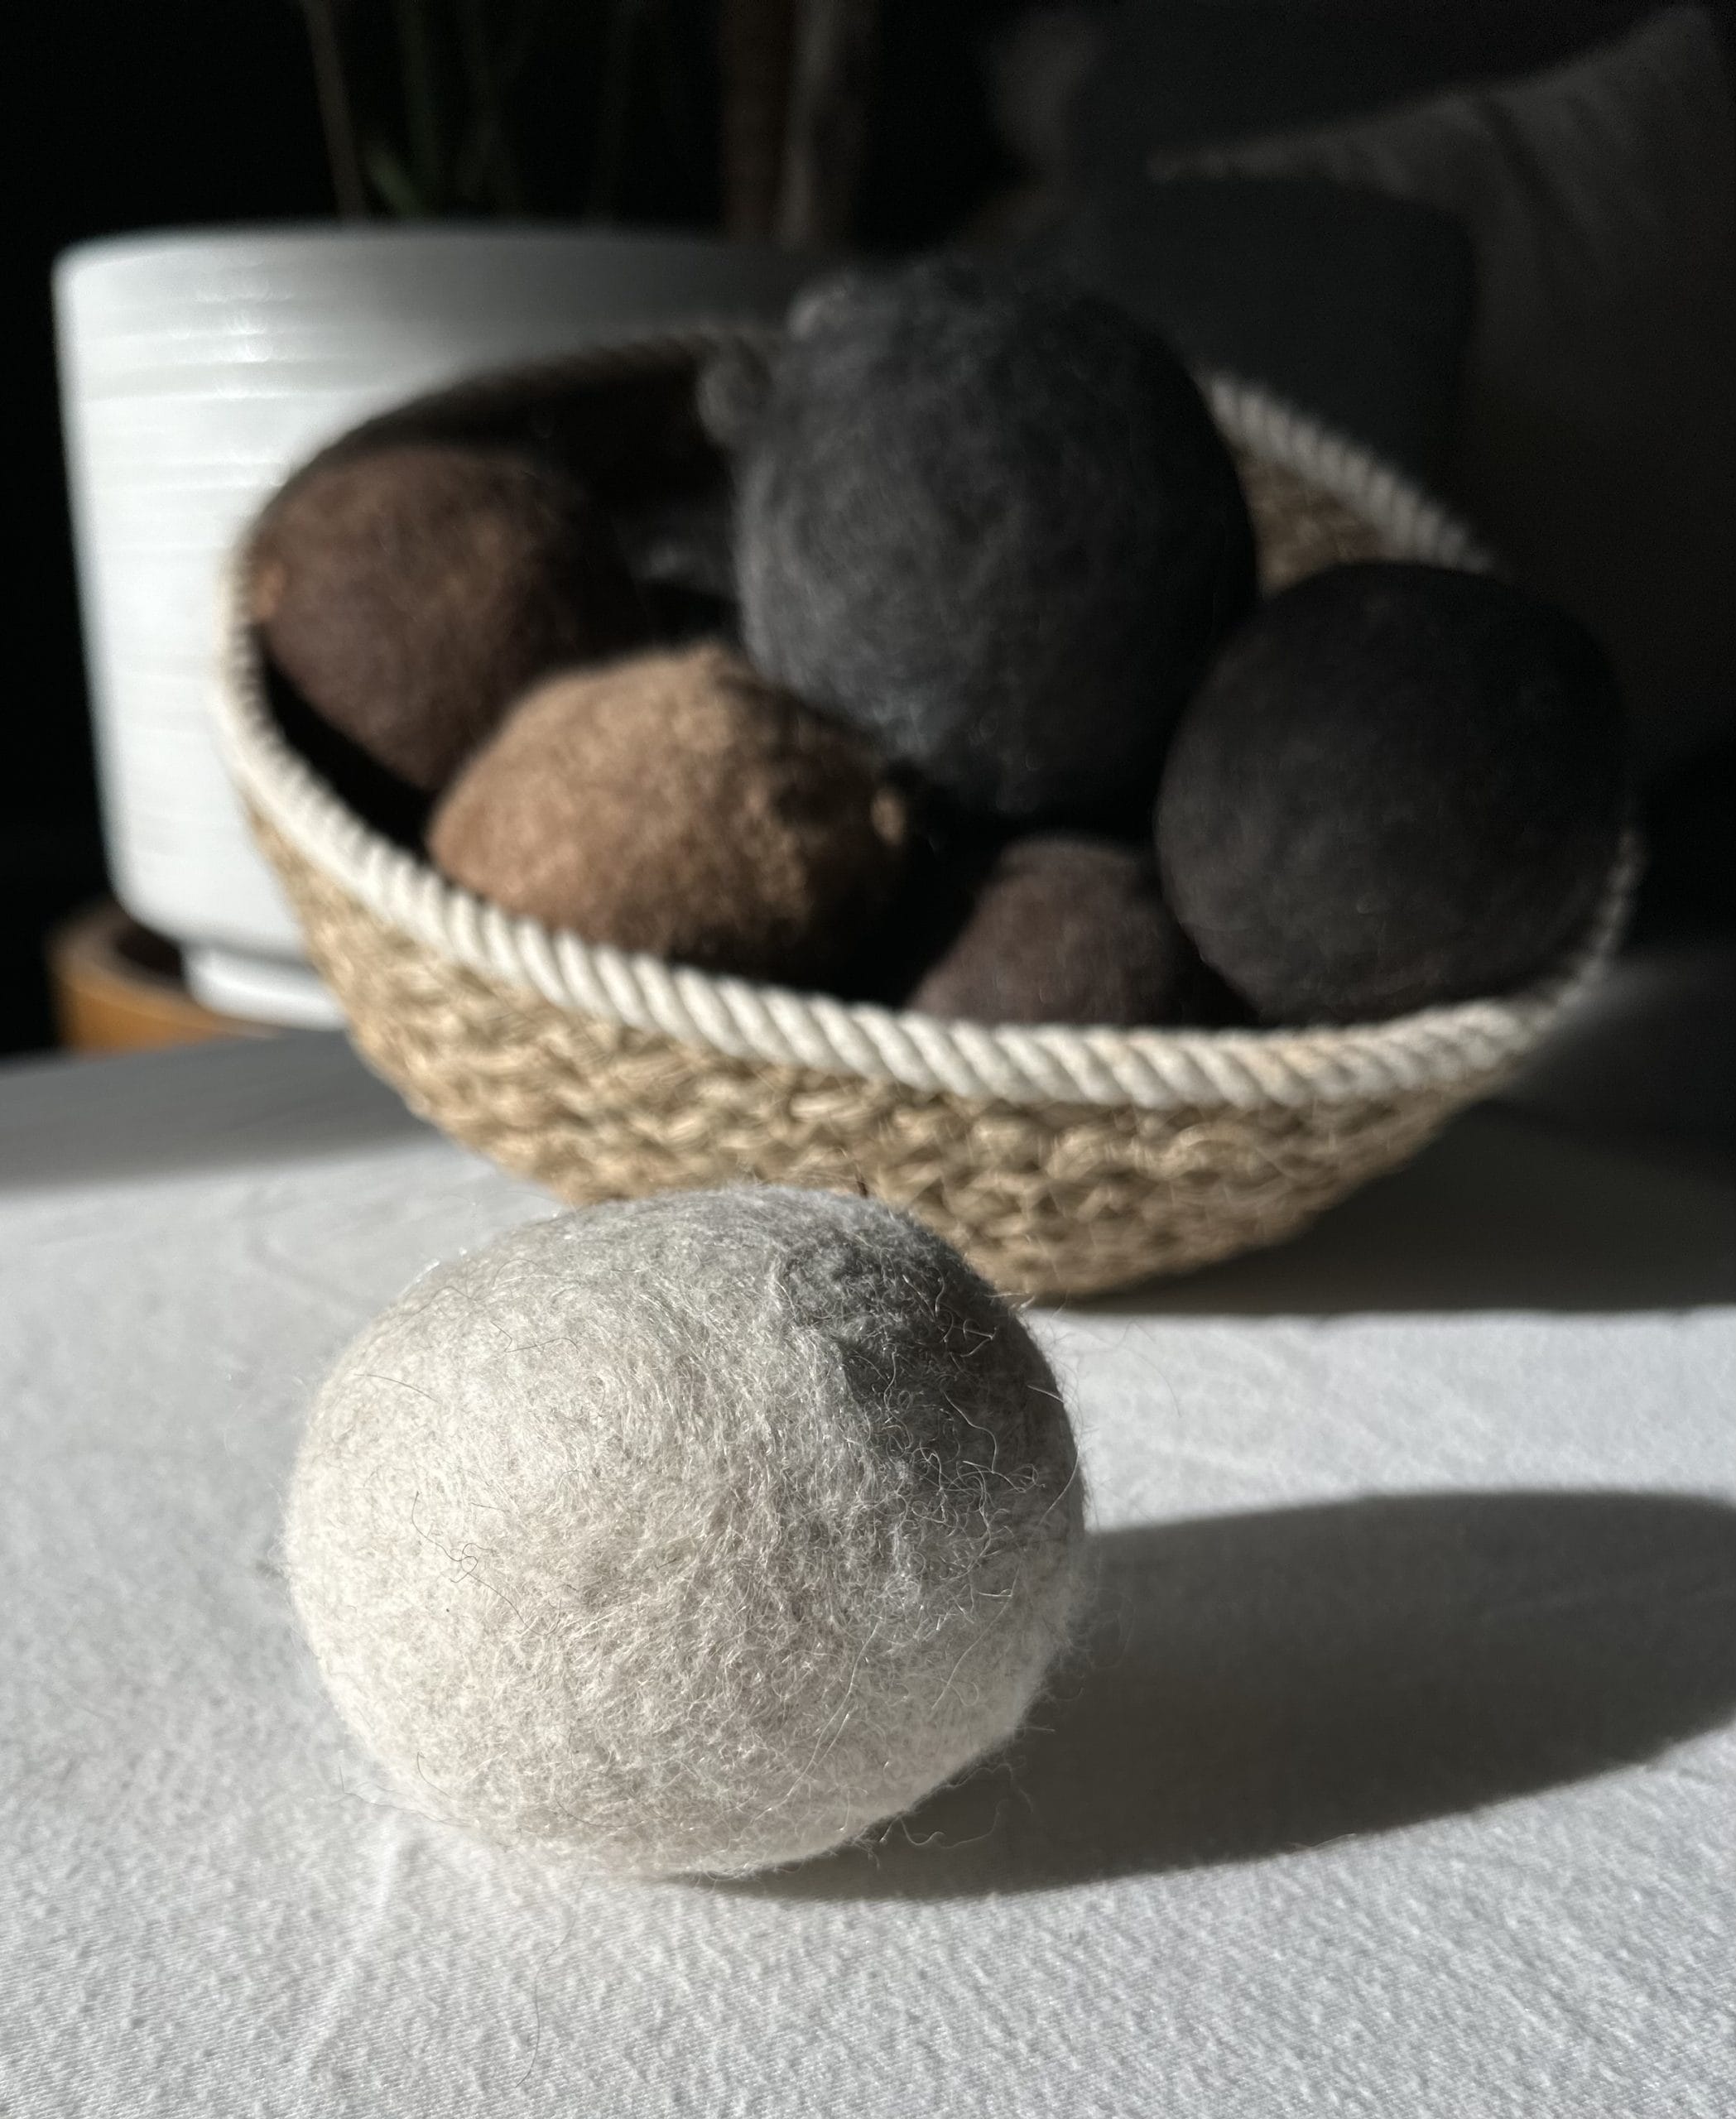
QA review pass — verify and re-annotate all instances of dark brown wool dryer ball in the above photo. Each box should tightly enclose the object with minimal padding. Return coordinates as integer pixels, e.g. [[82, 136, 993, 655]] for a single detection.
[[734, 257, 1255, 829], [249, 442, 646, 792], [1157, 563, 1629, 1025], [427, 644, 909, 983], [909, 835, 1200, 1027]]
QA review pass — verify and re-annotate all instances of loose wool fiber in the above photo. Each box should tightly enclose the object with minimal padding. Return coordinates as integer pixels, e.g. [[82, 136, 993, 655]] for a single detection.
[[735, 256, 1254, 828], [285, 1189, 1085, 1878]]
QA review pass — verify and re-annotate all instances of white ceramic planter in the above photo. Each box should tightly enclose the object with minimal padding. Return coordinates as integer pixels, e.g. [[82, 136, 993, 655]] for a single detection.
[[54, 226, 818, 1024]]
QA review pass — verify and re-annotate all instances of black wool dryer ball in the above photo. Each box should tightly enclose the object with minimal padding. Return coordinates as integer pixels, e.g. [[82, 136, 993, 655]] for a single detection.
[[734, 257, 1256, 829], [1157, 562, 1629, 1025]]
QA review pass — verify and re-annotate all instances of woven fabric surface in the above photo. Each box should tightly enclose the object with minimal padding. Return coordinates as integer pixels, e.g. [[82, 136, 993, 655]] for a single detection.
[[3, 1035, 1734, 2117]]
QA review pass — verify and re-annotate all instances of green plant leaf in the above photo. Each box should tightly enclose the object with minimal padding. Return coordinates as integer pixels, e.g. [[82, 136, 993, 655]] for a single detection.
[[363, 139, 431, 219]]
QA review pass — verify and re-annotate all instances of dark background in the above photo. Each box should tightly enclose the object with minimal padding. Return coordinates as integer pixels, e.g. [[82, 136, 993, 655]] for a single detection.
[[6, 1, 1728, 1055]]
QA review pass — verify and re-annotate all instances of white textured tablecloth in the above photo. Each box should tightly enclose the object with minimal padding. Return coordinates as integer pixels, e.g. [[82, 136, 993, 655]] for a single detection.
[[3, 1035, 1734, 2117]]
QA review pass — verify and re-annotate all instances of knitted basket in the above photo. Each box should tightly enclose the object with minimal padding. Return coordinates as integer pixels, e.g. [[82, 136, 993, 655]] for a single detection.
[[217, 331, 1630, 1299]]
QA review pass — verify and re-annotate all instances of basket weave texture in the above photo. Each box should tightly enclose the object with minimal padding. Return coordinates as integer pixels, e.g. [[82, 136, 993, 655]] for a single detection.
[[219, 336, 1626, 1298]]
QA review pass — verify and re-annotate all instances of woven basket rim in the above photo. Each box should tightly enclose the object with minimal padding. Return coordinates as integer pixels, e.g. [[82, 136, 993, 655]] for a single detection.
[[215, 325, 1631, 1117]]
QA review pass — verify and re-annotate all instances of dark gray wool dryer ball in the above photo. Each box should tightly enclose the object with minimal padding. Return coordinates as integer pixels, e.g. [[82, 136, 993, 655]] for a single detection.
[[1157, 562, 1628, 1025], [909, 834, 1198, 1027], [734, 257, 1256, 828]]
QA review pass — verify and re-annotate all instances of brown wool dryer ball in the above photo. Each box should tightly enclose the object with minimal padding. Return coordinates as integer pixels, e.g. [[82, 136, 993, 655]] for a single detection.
[[908, 834, 1200, 1026], [249, 442, 646, 791], [427, 644, 909, 983]]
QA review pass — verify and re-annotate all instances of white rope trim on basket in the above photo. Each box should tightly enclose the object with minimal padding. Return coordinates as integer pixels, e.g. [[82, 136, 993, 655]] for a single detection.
[[1201, 372, 1498, 576], [214, 339, 1627, 1114]]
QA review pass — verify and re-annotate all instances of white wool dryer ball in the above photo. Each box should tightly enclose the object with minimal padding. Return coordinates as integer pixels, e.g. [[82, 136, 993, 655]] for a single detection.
[[286, 1187, 1085, 1877]]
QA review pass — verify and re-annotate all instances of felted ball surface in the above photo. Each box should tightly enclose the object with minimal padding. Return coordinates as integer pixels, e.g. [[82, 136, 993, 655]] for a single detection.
[[695, 339, 775, 452], [1157, 562, 1629, 1025], [909, 834, 1198, 1027], [734, 256, 1255, 828], [284, 1188, 1085, 1878], [250, 441, 645, 791], [426, 643, 908, 981], [613, 484, 737, 603], [613, 481, 739, 646]]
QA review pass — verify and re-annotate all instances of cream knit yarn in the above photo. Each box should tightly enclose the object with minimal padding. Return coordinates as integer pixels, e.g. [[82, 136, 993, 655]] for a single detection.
[[285, 1188, 1085, 1876]]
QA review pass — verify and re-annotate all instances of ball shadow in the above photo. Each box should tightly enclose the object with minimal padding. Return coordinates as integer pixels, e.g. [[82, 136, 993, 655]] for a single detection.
[[731, 1489, 1736, 1900]]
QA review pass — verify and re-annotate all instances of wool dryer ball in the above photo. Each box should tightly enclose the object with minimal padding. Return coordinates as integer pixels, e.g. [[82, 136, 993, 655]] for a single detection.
[[249, 441, 646, 791], [734, 257, 1256, 828], [427, 643, 909, 982], [1157, 562, 1629, 1024], [909, 834, 1198, 1027], [284, 1189, 1086, 1878]]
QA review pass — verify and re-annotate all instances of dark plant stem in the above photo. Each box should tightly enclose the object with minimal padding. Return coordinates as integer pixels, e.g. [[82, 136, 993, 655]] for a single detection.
[[719, 0, 797, 238], [393, 0, 445, 212], [777, 0, 879, 247], [590, 0, 648, 219], [298, 0, 370, 217], [454, 0, 523, 211]]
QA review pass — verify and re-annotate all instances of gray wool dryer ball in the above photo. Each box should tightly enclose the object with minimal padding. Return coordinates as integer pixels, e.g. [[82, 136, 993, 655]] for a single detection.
[[285, 1189, 1085, 1878], [734, 257, 1256, 828], [1157, 562, 1629, 1025]]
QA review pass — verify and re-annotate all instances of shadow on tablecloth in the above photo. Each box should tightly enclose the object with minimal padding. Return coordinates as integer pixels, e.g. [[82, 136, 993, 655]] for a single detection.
[[0, 1031, 430, 1192], [734, 1488, 1736, 1900], [1087, 1107, 1736, 1315], [6, 1031, 1728, 1314]]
